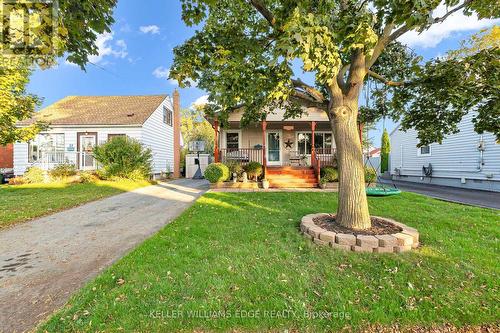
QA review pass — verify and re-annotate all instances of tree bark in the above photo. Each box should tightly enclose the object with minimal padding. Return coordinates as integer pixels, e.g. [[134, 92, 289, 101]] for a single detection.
[[331, 100, 371, 230]]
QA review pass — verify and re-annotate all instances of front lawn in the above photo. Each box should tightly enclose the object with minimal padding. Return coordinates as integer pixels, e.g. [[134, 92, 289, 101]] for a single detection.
[[38, 192, 499, 332], [0, 179, 151, 229]]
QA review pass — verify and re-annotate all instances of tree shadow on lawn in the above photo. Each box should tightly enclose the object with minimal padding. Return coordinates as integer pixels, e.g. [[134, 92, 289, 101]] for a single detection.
[[38, 190, 499, 332]]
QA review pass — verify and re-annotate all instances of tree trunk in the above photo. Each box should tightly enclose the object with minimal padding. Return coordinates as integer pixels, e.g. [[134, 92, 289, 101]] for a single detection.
[[331, 100, 371, 230]]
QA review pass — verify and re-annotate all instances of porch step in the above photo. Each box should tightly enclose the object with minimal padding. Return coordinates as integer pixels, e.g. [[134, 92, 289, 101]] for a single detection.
[[266, 166, 318, 188], [268, 182, 319, 188]]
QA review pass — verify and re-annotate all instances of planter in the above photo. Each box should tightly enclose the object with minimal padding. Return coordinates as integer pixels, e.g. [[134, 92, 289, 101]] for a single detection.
[[261, 179, 269, 189]]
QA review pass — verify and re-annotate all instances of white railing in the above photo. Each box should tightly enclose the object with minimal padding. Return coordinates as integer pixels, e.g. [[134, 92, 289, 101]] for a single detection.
[[31, 151, 98, 171]]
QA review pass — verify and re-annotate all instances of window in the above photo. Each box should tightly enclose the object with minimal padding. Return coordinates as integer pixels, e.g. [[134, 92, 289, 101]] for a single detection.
[[296, 132, 333, 154], [226, 132, 240, 150], [418, 145, 431, 156], [108, 134, 126, 140], [28, 133, 65, 162], [163, 106, 173, 126]]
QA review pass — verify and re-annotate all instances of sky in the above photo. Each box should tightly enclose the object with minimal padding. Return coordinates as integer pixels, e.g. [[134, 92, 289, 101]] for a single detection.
[[28, 1, 498, 147]]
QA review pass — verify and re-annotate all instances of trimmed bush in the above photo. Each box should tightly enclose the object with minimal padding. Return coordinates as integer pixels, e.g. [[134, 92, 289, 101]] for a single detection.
[[79, 171, 98, 183], [92, 137, 152, 180], [8, 177, 26, 185], [224, 161, 244, 179], [365, 167, 377, 184], [204, 163, 230, 183], [320, 166, 338, 182], [24, 167, 45, 183], [49, 163, 77, 179], [244, 161, 263, 180]]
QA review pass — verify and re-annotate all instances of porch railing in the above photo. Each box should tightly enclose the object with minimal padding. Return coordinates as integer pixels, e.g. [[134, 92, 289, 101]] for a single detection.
[[30, 151, 97, 171], [315, 148, 337, 167], [219, 148, 263, 166]]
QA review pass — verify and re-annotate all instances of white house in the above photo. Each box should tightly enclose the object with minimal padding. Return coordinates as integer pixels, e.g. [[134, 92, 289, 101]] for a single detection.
[[390, 112, 500, 192], [14, 92, 181, 178]]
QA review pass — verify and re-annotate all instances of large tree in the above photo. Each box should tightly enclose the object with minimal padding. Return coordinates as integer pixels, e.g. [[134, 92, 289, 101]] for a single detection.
[[170, 0, 499, 229], [0, 0, 118, 144]]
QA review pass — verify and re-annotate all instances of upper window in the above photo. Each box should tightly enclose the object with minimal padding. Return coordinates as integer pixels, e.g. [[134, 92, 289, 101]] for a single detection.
[[163, 106, 173, 126], [296, 132, 333, 155], [226, 132, 240, 150], [418, 145, 431, 156], [28, 133, 65, 163]]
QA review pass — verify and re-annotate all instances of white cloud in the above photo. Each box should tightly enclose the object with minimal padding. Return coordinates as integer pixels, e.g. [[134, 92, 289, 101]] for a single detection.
[[64, 31, 127, 66], [191, 95, 209, 110], [140, 25, 160, 35], [152, 66, 177, 85], [399, 4, 499, 48]]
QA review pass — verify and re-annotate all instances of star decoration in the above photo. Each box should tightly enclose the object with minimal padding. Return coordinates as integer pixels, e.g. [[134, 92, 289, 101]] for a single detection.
[[285, 139, 293, 149]]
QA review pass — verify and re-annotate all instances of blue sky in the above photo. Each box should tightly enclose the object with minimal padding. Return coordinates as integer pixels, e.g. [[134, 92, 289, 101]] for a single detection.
[[28, 1, 498, 147]]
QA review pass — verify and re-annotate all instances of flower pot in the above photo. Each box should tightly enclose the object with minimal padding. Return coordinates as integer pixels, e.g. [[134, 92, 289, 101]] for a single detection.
[[262, 179, 269, 189]]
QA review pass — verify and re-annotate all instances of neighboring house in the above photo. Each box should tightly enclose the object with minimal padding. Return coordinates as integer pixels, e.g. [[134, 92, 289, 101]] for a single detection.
[[14, 92, 181, 178], [0, 144, 13, 171], [368, 148, 381, 158], [207, 107, 340, 188], [390, 112, 500, 192]]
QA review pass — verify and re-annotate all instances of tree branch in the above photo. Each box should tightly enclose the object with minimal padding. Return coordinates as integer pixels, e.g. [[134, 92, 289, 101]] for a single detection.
[[367, 70, 405, 87], [248, 0, 276, 27], [292, 79, 325, 102], [366, 23, 395, 68], [388, 0, 473, 43]]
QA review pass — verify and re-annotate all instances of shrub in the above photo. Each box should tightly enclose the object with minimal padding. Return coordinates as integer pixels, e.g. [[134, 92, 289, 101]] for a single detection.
[[320, 166, 338, 182], [224, 161, 244, 179], [92, 137, 152, 180], [244, 161, 263, 180], [204, 163, 230, 183], [49, 163, 77, 179], [365, 167, 377, 184], [24, 167, 45, 183], [79, 171, 98, 183], [8, 177, 26, 185], [381, 129, 391, 173]]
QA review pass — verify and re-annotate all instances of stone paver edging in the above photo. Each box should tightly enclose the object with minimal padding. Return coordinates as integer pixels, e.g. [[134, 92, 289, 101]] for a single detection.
[[300, 214, 419, 253]]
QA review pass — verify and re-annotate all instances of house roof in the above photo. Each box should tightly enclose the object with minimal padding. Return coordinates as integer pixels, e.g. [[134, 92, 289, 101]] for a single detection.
[[19, 95, 168, 126]]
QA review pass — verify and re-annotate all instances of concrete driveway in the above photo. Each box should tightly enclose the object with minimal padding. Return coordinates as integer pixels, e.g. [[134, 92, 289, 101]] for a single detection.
[[0, 179, 209, 333]]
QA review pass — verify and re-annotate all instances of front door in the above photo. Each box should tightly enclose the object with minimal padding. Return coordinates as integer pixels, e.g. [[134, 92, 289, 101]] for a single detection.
[[79, 135, 96, 170], [266, 130, 282, 166]]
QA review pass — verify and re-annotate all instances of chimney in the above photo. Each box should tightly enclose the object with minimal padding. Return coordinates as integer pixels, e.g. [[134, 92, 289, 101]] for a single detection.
[[172, 89, 181, 178]]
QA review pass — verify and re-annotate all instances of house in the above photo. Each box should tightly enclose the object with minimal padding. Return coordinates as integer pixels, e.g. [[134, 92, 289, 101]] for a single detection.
[[207, 107, 342, 188], [14, 92, 181, 178], [390, 112, 500, 192], [0, 144, 13, 171]]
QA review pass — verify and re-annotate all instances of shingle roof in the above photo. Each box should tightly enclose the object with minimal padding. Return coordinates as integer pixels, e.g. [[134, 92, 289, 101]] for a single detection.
[[20, 95, 168, 126]]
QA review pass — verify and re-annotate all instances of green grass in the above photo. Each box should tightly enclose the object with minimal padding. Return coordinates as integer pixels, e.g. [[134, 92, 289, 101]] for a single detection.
[[38, 192, 499, 332], [0, 179, 151, 229]]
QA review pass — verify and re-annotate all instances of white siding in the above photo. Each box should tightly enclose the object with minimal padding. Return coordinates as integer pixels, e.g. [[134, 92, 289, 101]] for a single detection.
[[390, 112, 500, 186], [141, 96, 175, 174], [14, 126, 142, 175]]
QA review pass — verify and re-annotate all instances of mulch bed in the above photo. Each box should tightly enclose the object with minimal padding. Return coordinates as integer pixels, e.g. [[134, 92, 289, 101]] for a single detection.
[[313, 214, 403, 236]]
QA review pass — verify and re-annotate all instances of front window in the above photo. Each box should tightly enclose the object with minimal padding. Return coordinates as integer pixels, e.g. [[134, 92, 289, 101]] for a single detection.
[[226, 132, 239, 150], [297, 132, 333, 154], [28, 133, 65, 163]]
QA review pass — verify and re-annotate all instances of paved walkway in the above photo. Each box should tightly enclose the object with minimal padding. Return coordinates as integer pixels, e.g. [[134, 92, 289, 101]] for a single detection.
[[0, 179, 209, 333], [380, 179, 500, 210]]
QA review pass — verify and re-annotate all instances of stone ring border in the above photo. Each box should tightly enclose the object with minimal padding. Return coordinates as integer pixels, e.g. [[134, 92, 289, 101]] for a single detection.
[[300, 214, 419, 253]]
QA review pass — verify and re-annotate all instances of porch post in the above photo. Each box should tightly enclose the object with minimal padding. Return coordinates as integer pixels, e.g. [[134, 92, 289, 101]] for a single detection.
[[213, 119, 219, 163], [262, 120, 267, 177], [311, 121, 316, 163]]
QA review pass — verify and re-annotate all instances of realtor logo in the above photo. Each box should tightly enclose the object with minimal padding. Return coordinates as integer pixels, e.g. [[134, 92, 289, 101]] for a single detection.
[[1, 0, 59, 56]]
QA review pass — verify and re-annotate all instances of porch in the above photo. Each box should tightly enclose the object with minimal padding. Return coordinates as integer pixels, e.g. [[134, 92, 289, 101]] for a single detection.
[[28, 151, 98, 172]]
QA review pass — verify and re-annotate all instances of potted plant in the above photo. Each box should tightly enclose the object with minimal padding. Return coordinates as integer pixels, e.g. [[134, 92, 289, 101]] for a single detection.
[[319, 178, 328, 189], [261, 178, 270, 189]]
